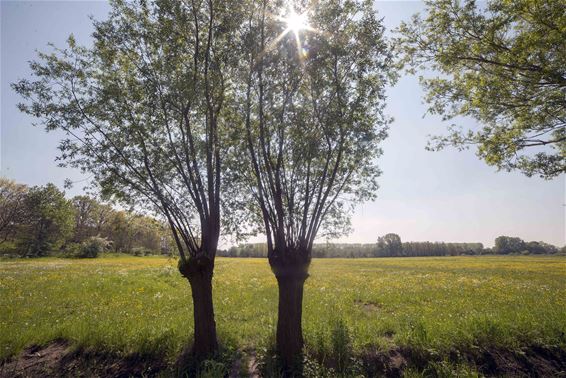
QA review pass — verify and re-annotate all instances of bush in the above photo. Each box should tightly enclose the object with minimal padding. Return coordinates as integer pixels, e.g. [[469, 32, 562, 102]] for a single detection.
[[132, 246, 152, 256], [78, 237, 110, 258], [59, 242, 81, 258], [0, 241, 19, 257]]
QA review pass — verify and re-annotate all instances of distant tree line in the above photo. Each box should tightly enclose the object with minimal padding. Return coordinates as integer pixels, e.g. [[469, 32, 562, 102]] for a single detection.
[[0, 178, 173, 257], [493, 236, 560, 255], [4, 179, 559, 260], [220, 233, 564, 258]]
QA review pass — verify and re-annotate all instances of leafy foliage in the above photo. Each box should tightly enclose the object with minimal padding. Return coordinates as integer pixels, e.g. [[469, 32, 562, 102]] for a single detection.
[[237, 0, 396, 262], [0, 179, 174, 257], [78, 236, 111, 258], [221, 237, 560, 257], [396, 0, 566, 178], [0, 178, 28, 243], [377, 233, 403, 257], [494, 235, 526, 254], [18, 184, 74, 257], [11, 0, 249, 263]]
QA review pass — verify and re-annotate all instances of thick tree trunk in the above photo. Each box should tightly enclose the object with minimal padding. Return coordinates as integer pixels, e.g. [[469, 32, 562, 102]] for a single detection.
[[271, 259, 309, 375], [180, 256, 218, 359]]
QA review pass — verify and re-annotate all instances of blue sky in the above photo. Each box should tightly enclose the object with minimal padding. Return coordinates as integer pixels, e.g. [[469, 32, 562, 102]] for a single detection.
[[1, 1, 564, 247]]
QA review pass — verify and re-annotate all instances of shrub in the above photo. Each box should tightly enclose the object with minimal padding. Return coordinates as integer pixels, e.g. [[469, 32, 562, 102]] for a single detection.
[[59, 242, 81, 258], [132, 246, 152, 256], [0, 241, 19, 257], [78, 237, 110, 258]]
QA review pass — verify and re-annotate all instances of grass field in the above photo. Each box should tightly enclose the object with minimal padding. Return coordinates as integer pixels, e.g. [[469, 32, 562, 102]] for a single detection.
[[1, 255, 565, 376]]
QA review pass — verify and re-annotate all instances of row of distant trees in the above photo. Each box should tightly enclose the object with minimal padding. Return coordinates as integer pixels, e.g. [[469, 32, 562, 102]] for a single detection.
[[3, 178, 559, 260], [0, 178, 173, 257], [220, 233, 563, 258]]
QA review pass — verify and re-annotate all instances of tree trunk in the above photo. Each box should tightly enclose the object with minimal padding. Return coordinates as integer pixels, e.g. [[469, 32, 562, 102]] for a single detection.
[[272, 263, 309, 375], [180, 257, 219, 359]]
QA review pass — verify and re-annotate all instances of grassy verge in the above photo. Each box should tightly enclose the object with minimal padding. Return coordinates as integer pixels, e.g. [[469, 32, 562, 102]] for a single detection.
[[1, 256, 565, 375]]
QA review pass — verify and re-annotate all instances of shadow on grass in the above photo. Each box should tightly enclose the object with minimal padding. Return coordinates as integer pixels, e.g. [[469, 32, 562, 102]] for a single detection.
[[1, 333, 565, 377]]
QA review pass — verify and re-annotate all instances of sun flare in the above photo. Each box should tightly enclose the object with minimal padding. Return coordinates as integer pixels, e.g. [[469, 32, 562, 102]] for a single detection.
[[276, 7, 314, 60], [285, 10, 310, 34], [260, 6, 316, 61]]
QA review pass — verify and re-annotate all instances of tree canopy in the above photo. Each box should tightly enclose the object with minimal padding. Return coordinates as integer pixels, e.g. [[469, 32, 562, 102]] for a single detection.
[[239, 0, 396, 264], [377, 233, 403, 257], [0, 178, 28, 243], [0, 179, 174, 257], [19, 184, 75, 257], [396, 0, 566, 178], [12, 0, 246, 264]]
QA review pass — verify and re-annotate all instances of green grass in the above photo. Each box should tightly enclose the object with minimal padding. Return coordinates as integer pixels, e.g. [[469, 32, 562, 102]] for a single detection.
[[1, 255, 565, 365]]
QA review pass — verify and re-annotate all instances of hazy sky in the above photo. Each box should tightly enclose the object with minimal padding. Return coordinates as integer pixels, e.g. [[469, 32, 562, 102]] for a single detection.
[[1, 1, 564, 247]]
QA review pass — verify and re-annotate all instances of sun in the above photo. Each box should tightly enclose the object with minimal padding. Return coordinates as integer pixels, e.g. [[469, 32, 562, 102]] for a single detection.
[[261, 6, 316, 61], [278, 7, 314, 59], [285, 9, 310, 35]]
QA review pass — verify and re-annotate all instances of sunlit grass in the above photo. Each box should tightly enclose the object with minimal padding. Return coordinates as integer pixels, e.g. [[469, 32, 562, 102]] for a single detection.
[[1, 255, 565, 362]]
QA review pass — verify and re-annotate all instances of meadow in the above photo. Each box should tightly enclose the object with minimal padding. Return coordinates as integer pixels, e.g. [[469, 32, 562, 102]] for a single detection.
[[1, 255, 565, 376]]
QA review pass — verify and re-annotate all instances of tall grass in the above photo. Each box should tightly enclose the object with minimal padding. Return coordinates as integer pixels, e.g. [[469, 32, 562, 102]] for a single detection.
[[1, 256, 565, 367]]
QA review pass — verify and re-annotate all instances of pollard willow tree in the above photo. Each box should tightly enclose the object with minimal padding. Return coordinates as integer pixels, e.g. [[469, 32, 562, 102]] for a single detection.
[[237, 0, 396, 369], [13, 0, 245, 357]]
